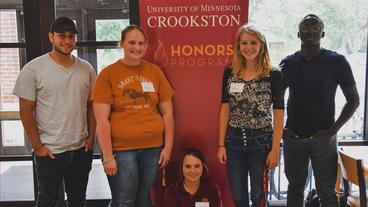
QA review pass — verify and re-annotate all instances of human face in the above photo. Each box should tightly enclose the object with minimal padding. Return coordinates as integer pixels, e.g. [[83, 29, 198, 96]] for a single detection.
[[239, 32, 262, 61], [48, 31, 76, 56], [121, 29, 147, 63], [298, 18, 324, 46], [182, 155, 203, 183]]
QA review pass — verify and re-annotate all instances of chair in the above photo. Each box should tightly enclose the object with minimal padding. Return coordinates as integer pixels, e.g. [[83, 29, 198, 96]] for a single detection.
[[338, 150, 367, 207]]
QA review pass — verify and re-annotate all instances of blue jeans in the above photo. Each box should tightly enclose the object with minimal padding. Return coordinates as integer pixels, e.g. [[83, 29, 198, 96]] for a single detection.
[[225, 127, 272, 207], [283, 135, 338, 207], [34, 147, 93, 207], [107, 147, 161, 207]]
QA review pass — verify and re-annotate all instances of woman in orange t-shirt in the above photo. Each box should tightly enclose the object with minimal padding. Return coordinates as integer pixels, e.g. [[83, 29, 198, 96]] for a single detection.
[[92, 25, 174, 207]]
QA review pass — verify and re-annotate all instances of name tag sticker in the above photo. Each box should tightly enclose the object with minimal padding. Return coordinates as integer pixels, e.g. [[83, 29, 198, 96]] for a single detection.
[[141, 82, 155, 92], [229, 82, 244, 93], [195, 202, 209, 207]]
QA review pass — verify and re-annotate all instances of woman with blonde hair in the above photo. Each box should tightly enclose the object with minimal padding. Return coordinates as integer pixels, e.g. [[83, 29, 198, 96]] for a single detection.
[[217, 24, 285, 207]]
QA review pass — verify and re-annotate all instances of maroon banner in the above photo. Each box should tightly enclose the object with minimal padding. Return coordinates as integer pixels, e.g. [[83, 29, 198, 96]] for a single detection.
[[139, 1, 248, 206]]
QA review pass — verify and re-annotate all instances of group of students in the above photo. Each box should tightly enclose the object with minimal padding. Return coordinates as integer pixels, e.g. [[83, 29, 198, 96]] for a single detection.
[[12, 13, 359, 207]]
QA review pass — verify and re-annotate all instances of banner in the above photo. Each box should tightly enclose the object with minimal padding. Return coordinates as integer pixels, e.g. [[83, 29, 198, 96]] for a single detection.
[[139, 1, 248, 206]]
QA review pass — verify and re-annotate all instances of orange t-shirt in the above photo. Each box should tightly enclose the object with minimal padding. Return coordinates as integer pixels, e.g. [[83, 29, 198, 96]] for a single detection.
[[92, 60, 174, 150]]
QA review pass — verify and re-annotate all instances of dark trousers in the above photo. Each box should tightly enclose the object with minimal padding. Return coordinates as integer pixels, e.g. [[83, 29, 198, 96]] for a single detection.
[[225, 127, 272, 207], [34, 147, 93, 207], [284, 135, 339, 207]]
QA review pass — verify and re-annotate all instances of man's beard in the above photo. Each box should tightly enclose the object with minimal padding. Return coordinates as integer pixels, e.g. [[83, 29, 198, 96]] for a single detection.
[[54, 45, 74, 56]]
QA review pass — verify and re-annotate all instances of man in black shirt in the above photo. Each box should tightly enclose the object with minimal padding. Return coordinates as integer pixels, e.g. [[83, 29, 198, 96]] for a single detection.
[[280, 14, 359, 207]]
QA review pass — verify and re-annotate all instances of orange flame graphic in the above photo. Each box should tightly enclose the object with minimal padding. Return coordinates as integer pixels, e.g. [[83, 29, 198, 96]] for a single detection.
[[153, 40, 169, 68]]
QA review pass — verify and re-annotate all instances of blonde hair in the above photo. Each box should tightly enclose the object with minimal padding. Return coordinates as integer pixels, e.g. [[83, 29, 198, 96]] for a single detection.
[[232, 24, 272, 79]]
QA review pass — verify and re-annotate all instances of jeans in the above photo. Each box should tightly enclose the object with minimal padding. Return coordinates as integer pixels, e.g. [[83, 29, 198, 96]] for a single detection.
[[283, 135, 338, 207], [107, 147, 161, 207], [225, 127, 272, 207], [34, 147, 93, 207]]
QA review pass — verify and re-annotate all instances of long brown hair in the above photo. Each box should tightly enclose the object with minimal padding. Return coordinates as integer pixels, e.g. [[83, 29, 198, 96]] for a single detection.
[[177, 148, 209, 184], [232, 24, 272, 79]]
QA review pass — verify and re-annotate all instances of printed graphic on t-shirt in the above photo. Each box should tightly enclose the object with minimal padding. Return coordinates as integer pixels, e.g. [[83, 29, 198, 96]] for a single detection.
[[123, 88, 151, 102], [118, 75, 149, 87], [118, 75, 156, 110]]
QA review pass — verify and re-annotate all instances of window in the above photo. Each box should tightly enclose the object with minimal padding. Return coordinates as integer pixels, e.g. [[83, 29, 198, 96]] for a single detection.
[[249, 0, 367, 140], [54, 0, 131, 200], [249, 0, 368, 201], [95, 19, 128, 73], [0, 5, 29, 155], [0, 2, 35, 202]]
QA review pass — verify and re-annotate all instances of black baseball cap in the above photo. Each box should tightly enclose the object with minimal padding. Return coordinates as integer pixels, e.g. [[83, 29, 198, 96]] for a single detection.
[[50, 16, 78, 33]]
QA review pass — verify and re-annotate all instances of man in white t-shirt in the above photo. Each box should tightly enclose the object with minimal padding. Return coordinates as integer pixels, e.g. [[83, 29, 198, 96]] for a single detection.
[[13, 16, 97, 207]]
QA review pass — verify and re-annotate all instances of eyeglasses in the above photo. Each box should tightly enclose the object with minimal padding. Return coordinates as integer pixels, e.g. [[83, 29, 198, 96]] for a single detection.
[[299, 25, 322, 33]]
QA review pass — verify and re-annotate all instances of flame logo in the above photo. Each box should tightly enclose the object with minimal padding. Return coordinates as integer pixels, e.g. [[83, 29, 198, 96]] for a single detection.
[[153, 40, 169, 68]]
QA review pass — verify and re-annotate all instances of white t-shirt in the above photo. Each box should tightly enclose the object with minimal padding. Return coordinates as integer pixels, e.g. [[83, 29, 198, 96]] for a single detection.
[[12, 53, 96, 153]]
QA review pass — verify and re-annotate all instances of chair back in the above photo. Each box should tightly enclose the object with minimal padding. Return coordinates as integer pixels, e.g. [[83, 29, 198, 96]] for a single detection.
[[338, 150, 367, 207]]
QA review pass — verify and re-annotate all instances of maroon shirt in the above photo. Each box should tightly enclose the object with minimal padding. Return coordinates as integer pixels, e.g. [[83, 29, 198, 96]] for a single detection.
[[163, 181, 223, 207]]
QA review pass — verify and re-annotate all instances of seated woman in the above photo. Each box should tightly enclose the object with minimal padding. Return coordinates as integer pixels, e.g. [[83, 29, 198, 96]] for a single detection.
[[163, 148, 223, 207]]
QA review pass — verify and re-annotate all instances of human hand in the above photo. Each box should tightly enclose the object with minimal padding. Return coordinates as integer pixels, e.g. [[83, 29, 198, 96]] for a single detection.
[[35, 145, 55, 159], [267, 149, 279, 169], [103, 156, 117, 176], [84, 137, 95, 152], [217, 147, 227, 164], [158, 147, 172, 168]]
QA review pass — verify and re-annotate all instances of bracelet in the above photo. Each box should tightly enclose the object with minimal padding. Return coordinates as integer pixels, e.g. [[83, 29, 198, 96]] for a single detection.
[[218, 145, 225, 147], [103, 154, 116, 164]]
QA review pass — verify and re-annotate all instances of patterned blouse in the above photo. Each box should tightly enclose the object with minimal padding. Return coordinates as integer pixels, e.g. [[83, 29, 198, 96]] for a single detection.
[[221, 67, 285, 132]]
